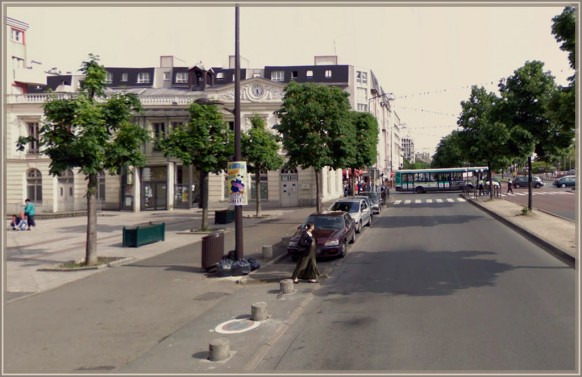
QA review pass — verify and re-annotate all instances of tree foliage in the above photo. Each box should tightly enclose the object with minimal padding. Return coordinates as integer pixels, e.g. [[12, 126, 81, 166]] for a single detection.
[[156, 102, 233, 229], [431, 131, 467, 168], [241, 113, 284, 217], [274, 81, 355, 212], [16, 54, 149, 266]]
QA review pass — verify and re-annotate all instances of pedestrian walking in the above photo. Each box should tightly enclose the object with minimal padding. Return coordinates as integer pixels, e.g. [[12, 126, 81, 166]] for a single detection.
[[507, 179, 514, 195], [291, 222, 320, 284], [23, 198, 36, 230]]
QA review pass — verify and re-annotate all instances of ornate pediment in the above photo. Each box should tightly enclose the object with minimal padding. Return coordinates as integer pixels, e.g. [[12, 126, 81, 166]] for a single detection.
[[213, 78, 285, 103]]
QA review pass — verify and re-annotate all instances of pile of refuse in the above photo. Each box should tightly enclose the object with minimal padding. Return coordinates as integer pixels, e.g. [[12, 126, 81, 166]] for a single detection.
[[216, 251, 261, 277]]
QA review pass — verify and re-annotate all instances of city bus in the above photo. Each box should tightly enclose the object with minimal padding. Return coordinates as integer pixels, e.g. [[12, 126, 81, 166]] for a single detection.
[[394, 167, 488, 193]]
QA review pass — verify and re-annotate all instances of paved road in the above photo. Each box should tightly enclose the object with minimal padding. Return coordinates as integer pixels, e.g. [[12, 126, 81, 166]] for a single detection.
[[258, 193, 576, 370], [503, 187, 576, 220]]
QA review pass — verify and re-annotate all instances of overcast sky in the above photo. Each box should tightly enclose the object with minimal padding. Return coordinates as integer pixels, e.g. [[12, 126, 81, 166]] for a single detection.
[[5, 2, 573, 155]]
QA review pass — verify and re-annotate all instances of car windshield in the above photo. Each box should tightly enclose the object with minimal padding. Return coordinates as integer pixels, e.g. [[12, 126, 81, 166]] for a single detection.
[[307, 216, 344, 230], [330, 202, 357, 213]]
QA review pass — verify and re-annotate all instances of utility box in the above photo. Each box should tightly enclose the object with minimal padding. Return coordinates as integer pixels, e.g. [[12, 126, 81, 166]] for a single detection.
[[202, 231, 225, 270], [123, 222, 165, 247], [214, 209, 235, 224]]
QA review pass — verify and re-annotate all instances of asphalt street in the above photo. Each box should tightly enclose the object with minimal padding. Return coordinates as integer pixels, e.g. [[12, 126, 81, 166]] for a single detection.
[[2, 193, 578, 373]]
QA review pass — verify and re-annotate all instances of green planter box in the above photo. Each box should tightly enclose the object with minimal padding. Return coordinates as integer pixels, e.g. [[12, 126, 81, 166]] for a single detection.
[[123, 222, 165, 247], [215, 209, 235, 224]]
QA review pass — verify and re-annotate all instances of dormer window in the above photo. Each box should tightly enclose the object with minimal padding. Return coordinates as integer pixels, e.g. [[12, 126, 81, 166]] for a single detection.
[[137, 72, 150, 84], [121, 72, 128, 82], [105, 72, 113, 84], [271, 71, 284, 82], [175, 72, 188, 83], [325, 70, 332, 78], [216, 72, 224, 79]]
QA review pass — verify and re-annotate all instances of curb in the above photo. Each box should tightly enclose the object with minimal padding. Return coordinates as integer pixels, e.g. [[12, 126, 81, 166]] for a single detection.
[[465, 198, 575, 268]]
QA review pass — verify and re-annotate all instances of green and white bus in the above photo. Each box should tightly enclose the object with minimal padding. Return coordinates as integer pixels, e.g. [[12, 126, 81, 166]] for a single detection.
[[395, 167, 488, 193]]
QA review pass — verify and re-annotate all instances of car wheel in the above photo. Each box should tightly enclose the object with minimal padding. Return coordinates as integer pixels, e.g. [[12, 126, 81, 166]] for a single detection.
[[356, 220, 362, 233], [415, 187, 424, 194], [562, 184, 566, 188], [367, 216, 372, 227], [340, 243, 347, 258], [350, 231, 356, 244], [514, 183, 520, 188], [535, 184, 541, 188]]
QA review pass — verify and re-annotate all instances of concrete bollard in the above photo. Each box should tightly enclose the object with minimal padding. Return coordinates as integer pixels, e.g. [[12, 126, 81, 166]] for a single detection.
[[251, 301, 268, 321], [262, 245, 273, 259], [208, 338, 230, 361], [280, 279, 295, 294]]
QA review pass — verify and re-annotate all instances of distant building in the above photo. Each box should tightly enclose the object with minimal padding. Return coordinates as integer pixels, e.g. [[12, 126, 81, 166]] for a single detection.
[[415, 151, 432, 164], [402, 137, 415, 164]]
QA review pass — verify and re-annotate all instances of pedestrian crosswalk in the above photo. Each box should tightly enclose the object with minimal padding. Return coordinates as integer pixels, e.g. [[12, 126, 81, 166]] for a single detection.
[[391, 191, 572, 206], [393, 198, 467, 205]]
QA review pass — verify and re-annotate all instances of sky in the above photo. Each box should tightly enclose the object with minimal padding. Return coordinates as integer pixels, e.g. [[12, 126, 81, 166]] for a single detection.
[[4, 1, 574, 155]]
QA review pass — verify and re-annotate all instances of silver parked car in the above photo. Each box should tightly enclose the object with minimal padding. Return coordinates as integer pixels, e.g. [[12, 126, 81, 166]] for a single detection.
[[328, 198, 372, 233]]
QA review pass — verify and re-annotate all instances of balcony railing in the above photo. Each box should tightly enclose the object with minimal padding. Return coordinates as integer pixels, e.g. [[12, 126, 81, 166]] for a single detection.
[[6, 94, 198, 106]]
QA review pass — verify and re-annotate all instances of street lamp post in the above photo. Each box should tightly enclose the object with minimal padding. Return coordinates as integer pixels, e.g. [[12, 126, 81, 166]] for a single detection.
[[233, 4, 244, 260]]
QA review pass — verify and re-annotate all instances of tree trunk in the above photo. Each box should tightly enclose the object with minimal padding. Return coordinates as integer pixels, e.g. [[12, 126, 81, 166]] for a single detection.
[[527, 156, 533, 210], [85, 173, 98, 266], [488, 163, 493, 199], [315, 168, 322, 214], [255, 170, 261, 217], [200, 171, 209, 230]]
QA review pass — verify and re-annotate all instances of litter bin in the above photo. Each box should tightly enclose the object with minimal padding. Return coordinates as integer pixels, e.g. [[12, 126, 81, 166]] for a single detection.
[[201, 231, 225, 270]]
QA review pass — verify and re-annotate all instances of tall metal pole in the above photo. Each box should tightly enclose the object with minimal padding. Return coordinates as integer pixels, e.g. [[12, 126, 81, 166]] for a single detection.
[[234, 4, 244, 259]]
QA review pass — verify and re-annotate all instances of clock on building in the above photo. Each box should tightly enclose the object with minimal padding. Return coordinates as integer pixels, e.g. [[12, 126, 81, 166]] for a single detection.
[[250, 83, 265, 98]]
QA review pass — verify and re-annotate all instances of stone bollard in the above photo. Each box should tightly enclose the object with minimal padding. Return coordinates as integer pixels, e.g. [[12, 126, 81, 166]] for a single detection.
[[251, 301, 268, 321], [262, 245, 273, 259], [280, 279, 295, 294], [208, 338, 230, 361]]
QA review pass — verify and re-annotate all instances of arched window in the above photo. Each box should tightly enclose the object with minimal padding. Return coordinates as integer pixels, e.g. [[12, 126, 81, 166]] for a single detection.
[[26, 168, 42, 203]]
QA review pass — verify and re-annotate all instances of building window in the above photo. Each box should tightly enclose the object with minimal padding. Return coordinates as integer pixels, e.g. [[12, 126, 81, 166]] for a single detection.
[[250, 170, 269, 200], [26, 168, 42, 204], [292, 71, 299, 79], [325, 70, 332, 78], [121, 72, 128, 82], [137, 72, 150, 84], [271, 71, 284, 82], [11, 28, 24, 43], [105, 72, 113, 84], [163, 72, 171, 81], [175, 72, 188, 83], [306, 70, 313, 78], [356, 71, 362, 83], [216, 72, 224, 79], [27, 122, 40, 154], [97, 172, 106, 203], [153, 122, 166, 140], [362, 72, 368, 84], [12, 56, 25, 68], [357, 87, 368, 102], [357, 104, 368, 112]]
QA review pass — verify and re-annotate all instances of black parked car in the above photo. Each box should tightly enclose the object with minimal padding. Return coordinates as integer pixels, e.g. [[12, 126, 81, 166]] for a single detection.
[[287, 211, 356, 260]]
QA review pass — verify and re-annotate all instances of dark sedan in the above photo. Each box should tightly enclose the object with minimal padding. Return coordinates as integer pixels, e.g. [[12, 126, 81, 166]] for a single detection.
[[513, 176, 544, 188], [553, 175, 576, 188], [287, 211, 357, 260]]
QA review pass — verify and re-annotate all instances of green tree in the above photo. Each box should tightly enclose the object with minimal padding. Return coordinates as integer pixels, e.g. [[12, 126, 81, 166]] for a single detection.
[[156, 102, 233, 229], [17, 54, 149, 266], [457, 86, 515, 198], [274, 81, 355, 213], [552, 6, 576, 73], [498, 61, 564, 209], [345, 111, 378, 193], [431, 131, 467, 168], [241, 113, 284, 217]]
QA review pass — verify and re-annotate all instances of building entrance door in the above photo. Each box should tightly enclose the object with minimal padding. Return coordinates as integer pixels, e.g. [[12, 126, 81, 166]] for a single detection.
[[280, 168, 299, 207], [57, 169, 75, 212], [142, 182, 167, 210]]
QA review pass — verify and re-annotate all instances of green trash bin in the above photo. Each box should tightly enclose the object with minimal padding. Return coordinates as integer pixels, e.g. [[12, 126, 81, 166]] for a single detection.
[[123, 222, 165, 247]]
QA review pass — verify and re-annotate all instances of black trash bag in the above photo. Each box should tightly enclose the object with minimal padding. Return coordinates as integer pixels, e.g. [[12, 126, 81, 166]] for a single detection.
[[216, 258, 234, 277], [247, 258, 261, 271], [231, 258, 251, 276]]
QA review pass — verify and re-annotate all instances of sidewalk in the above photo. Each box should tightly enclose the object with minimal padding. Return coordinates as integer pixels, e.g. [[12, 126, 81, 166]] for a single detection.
[[4, 195, 576, 299], [3, 195, 577, 373]]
